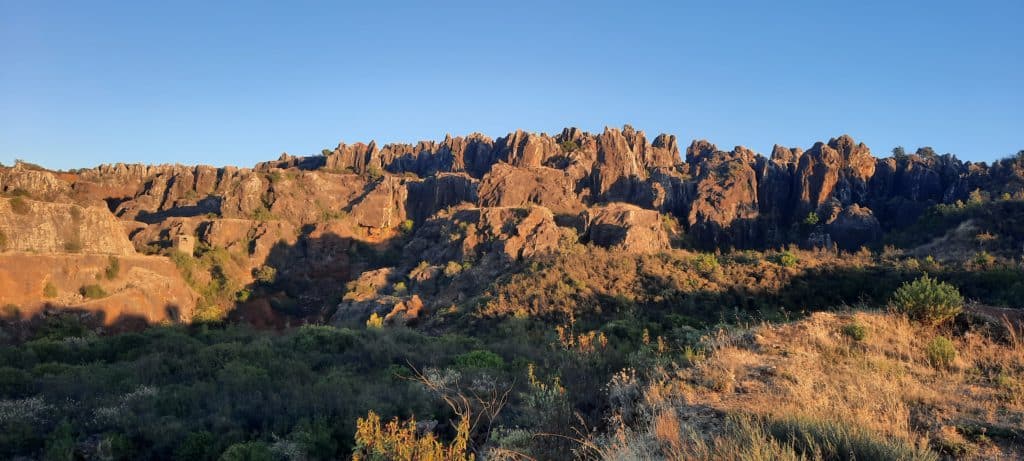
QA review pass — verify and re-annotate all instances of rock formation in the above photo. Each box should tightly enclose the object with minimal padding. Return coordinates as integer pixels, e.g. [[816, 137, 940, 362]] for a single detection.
[[2, 125, 1020, 327]]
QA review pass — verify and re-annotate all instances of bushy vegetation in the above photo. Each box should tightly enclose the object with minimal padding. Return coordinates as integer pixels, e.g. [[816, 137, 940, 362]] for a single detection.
[[9, 196, 31, 215], [558, 140, 579, 153], [43, 282, 57, 298], [890, 275, 963, 325], [926, 336, 957, 370], [0, 229, 6, 250], [0, 322, 499, 459], [63, 238, 83, 253], [841, 322, 868, 341], [773, 250, 799, 268], [79, 284, 108, 299], [352, 411, 472, 461], [104, 256, 120, 280]]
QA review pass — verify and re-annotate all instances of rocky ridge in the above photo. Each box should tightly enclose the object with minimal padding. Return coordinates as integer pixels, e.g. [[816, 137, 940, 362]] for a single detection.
[[1, 126, 1020, 327]]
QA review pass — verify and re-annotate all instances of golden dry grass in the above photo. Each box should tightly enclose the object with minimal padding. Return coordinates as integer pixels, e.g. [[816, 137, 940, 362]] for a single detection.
[[600, 310, 1024, 460]]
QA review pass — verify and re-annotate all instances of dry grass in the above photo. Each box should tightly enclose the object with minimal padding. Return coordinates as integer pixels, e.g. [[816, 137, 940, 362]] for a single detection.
[[599, 311, 1024, 460]]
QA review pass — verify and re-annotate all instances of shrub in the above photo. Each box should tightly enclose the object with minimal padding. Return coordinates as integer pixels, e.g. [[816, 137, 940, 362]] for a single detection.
[[802, 211, 819, 226], [219, 441, 273, 461], [692, 253, 719, 275], [251, 205, 275, 221], [253, 265, 277, 285], [0, 230, 6, 250], [392, 282, 407, 296], [104, 256, 120, 280], [841, 323, 868, 341], [63, 238, 83, 253], [444, 260, 463, 278], [398, 219, 415, 235], [352, 411, 471, 461], [366, 312, 384, 329], [454, 350, 505, 369], [9, 196, 30, 215], [43, 282, 58, 298], [80, 284, 108, 299], [926, 336, 957, 370], [889, 275, 963, 325], [365, 165, 384, 182], [773, 251, 799, 268], [559, 140, 579, 153]]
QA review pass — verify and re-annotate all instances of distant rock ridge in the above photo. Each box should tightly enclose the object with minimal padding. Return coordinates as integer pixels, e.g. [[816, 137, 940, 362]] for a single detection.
[[3, 125, 1018, 254], [2, 124, 1021, 327]]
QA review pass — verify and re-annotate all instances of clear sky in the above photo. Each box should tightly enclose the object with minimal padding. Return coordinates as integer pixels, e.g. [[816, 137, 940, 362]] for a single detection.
[[2, 1, 1022, 170]]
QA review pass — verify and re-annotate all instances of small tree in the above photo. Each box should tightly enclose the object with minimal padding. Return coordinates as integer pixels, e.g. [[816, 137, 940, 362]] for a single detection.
[[889, 275, 963, 325]]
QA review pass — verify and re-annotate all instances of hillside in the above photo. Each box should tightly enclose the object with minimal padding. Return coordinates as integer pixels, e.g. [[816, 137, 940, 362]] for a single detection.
[[0, 127, 1022, 459]]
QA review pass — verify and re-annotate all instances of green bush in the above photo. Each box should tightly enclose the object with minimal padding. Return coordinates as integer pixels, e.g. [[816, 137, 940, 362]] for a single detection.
[[218, 441, 273, 461], [889, 275, 963, 325], [841, 323, 868, 341], [692, 253, 720, 275], [559, 140, 579, 153], [80, 284, 108, 299], [398, 219, 415, 235], [926, 336, 957, 370], [0, 229, 7, 250], [43, 282, 58, 298], [392, 281, 407, 296], [9, 196, 30, 215], [454, 350, 505, 369], [773, 251, 799, 268], [253, 265, 277, 285], [104, 256, 120, 280], [365, 165, 384, 182], [444, 260, 463, 277]]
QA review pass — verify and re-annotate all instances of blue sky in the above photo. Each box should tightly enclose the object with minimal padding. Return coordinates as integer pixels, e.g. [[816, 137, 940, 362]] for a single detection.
[[2, 1, 1021, 169]]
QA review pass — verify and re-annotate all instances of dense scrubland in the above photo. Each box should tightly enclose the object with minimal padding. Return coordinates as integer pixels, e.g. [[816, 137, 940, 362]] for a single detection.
[[2, 236, 1023, 459]]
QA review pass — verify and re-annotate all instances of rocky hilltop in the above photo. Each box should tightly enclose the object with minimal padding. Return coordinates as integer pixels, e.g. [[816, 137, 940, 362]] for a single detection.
[[1, 125, 1021, 327]]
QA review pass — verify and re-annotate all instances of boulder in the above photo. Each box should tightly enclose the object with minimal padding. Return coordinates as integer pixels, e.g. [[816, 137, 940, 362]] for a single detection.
[[584, 203, 669, 253], [826, 204, 881, 251]]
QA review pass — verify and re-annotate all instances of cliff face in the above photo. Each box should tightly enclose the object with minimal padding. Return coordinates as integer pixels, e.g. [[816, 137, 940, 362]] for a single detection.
[[1, 126, 1020, 326], [0, 197, 136, 255]]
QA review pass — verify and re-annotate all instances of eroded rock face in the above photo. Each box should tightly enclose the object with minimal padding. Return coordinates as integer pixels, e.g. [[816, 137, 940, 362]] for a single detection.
[[584, 203, 669, 253], [0, 253, 197, 326], [0, 198, 136, 255], [350, 177, 410, 230], [686, 148, 761, 249], [591, 126, 649, 202], [0, 163, 73, 201], [404, 206, 562, 264], [477, 163, 582, 214], [795, 135, 876, 214]]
